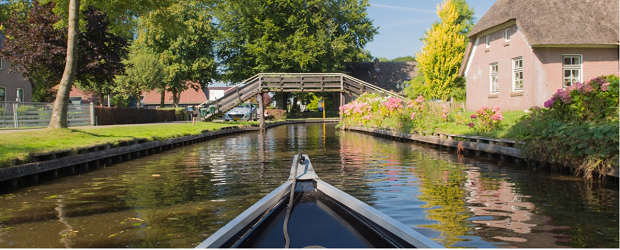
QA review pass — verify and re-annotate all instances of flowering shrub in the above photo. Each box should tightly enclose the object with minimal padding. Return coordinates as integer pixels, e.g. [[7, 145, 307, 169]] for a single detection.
[[543, 76, 619, 123], [379, 97, 404, 118], [508, 74, 619, 178], [468, 106, 504, 133]]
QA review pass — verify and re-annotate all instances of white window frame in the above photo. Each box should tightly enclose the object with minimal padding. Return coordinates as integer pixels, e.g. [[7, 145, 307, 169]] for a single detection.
[[0, 57, 3, 70], [512, 57, 523, 91], [0, 87, 5, 102], [504, 28, 511, 42], [562, 54, 582, 88], [490, 63, 499, 93], [16, 88, 24, 102], [485, 36, 490, 48]]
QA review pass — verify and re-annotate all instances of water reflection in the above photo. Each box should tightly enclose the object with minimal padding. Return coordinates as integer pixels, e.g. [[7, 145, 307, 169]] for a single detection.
[[0, 124, 617, 248]]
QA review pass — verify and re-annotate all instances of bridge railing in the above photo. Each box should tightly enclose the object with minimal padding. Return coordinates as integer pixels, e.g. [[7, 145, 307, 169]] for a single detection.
[[199, 73, 409, 121], [259, 73, 343, 93]]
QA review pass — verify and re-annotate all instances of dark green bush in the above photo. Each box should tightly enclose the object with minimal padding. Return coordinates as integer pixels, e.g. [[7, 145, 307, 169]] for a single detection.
[[95, 107, 176, 125]]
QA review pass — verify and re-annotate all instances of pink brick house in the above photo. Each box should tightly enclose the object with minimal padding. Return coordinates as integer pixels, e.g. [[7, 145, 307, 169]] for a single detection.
[[459, 0, 619, 111]]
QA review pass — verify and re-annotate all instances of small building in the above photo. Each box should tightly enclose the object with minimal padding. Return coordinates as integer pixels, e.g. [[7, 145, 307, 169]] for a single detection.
[[459, 0, 619, 111], [67, 86, 104, 105], [142, 88, 209, 109], [346, 59, 417, 95], [207, 86, 233, 100], [0, 32, 33, 103]]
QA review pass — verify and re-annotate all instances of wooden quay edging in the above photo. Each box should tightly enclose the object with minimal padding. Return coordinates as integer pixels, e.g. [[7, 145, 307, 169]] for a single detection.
[[0, 119, 340, 190], [0, 126, 255, 188], [344, 126, 619, 178]]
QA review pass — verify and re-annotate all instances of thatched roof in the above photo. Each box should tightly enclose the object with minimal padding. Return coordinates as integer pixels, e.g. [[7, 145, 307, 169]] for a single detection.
[[469, 0, 619, 45], [460, 0, 619, 76]]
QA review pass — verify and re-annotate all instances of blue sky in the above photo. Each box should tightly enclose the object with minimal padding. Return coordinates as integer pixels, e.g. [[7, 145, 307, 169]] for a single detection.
[[365, 0, 496, 59]]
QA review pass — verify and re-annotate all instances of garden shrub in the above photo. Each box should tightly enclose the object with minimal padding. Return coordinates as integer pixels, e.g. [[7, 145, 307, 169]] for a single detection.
[[265, 109, 287, 120], [507, 74, 619, 178], [339, 93, 464, 134], [468, 106, 504, 133], [95, 107, 176, 125]]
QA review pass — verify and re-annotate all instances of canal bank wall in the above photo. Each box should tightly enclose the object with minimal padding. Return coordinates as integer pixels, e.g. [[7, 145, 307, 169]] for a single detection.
[[343, 126, 619, 178], [0, 120, 339, 190]]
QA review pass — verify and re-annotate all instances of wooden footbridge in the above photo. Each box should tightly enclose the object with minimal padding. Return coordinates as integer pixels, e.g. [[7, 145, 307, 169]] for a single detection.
[[199, 73, 406, 127]]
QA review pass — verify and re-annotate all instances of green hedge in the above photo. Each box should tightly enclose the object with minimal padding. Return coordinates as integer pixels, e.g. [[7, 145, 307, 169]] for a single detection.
[[94, 107, 177, 125], [286, 110, 339, 119]]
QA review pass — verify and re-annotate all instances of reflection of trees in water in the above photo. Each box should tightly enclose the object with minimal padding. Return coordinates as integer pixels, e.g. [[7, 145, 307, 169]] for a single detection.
[[407, 150, 470, 247], [55, 195, 74, 248]]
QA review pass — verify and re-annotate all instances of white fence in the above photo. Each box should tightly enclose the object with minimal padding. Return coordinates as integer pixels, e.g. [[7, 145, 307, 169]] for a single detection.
[[0, 102, 94, 129]]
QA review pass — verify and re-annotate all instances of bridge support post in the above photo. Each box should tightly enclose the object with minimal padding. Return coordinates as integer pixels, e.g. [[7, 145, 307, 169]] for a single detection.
[[339, 92, 345, 122], [257, 93, 265, 130]]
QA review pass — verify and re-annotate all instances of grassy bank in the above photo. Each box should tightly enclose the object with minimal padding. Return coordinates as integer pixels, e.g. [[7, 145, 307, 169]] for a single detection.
[[427, 110, 526, 138], [0, 122, 256, 168]]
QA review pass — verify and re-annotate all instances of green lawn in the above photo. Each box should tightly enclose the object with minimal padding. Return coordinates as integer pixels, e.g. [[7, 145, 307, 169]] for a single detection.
[[432, 110, 527, 139], [0, 122, 257, 168]]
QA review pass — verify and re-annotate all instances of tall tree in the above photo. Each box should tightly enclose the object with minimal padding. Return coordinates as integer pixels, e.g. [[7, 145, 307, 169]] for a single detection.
[[419, 0, 475, 41], [48, 0, 78, 128], [135, 0, 218, 107], [215, 0, 377, 83], [0, 1, 66, 102], [73, 7, 128, 106], [415, 0, 466, 100], [113, 52, 165, 107], [46, 0, 174, 128], [1, 1, 128, 103]]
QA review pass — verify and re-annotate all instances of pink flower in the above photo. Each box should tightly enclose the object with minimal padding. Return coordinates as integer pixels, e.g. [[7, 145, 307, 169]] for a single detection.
[[468, 123, 474, 128], [601, 82, 610, 91], [492, 106, 500, 113], [582, 84, 594, 93], [470, 114, 477, 119], [410, 112, 417, 120], [544, 98, 555, 108], [415, 95, 425, 103]]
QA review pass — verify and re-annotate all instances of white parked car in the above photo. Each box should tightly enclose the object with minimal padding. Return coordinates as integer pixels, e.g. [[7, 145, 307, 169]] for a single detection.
[[224, 103, 258, 121]]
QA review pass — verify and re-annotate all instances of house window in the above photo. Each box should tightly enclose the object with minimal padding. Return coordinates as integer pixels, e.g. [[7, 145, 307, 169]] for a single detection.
[[0, 87, 5, 102], [485, 36, 490, 48], [504, 29, 511, 41], [69, 97, 82, 105], [16, 88, 24, 102], [512, 57, 523, 91], [490, 63, 499, 93], [563, 55, 582, 87]]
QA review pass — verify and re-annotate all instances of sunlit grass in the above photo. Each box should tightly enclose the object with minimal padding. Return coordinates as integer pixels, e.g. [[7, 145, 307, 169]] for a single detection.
[[0, 122, 251, 168], [429, 110, 527, 139]]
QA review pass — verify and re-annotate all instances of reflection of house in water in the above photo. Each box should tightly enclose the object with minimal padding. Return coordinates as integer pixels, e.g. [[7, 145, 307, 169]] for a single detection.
[[464, 170, 569, 247]]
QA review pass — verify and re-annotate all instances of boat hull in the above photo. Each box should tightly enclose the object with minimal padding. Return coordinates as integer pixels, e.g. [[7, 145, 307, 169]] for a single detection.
[[196, 154, 442, 248]]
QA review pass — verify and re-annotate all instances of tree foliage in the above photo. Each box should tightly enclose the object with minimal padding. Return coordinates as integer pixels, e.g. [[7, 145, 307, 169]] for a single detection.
[[415, 0, 466, 100], [134, 0, 218, 106], [113, 52, 165, 107], [73, 7, 128, 105], [419, 0, 475, 42], [215, 0, 377, 83], [1, 1, 127, 103]]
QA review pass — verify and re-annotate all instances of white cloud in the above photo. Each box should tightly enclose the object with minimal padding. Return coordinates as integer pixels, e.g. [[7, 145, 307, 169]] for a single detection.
[[370, 3, 436, 14]]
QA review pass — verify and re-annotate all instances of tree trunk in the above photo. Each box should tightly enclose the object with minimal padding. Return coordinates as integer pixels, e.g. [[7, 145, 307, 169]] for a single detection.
[[160, 89, 165, 108], [172, 89, 179, 108], [99, 93, 105, 106], [49, 0, 80, 129]]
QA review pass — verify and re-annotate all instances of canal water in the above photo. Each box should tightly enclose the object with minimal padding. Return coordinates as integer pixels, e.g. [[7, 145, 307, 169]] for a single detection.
[[0, 123, 617, 248]]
